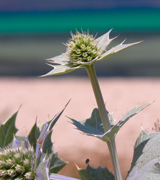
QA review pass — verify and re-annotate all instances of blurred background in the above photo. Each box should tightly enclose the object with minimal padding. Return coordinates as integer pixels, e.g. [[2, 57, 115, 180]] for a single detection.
[[0, 0, 160, 77]]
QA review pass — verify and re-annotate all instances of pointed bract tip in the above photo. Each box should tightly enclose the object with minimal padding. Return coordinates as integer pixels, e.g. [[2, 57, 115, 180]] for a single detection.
[[140, 124, 148, 133], [112, 34, 119, 41], [75, 164, 81, 170], [45, 58, 53, 61], [35, 116, 38, 123], [136, 40, 144, 44], [121, 39, 143, 45], [109, 28, 113, 32], [141, 123, 144, 130], [152, 100, 156, 103], [65, 161, 69, 165], [66, 99, 71, 107], [38, 74, 44, 78], [18, 104, 22, 111], [38, 67, 53, 77], [121, 39, 127, 44]]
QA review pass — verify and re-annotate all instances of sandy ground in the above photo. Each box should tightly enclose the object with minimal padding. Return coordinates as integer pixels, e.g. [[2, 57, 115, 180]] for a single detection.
[[0, 77, 160, 179]]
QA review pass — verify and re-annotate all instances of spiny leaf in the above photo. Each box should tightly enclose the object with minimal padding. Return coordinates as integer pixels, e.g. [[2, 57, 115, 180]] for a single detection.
[[36, 101, 69, 162], [78, 165, 115, 180], [87, 103, 150, 142], [0, 111, 18, 148], [28, 118, 40, 151], [49, 151, 67, 174], [69, 108, 107, 135], [126, 129, 160, 180], [70, 104, 150, 143]]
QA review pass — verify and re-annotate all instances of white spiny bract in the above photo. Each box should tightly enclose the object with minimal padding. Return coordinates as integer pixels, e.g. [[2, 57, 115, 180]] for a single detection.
[[42, 29, 141, 76], [0, 146, 36, 179]]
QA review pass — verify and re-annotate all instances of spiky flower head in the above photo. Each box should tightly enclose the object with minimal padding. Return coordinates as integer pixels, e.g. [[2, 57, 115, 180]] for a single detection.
[[67, 31, 100, 65], [42, 29, 142, 76], [0, 146, 36, 179]]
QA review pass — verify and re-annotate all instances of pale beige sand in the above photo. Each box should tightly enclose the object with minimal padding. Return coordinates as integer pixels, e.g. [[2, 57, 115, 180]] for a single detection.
[[0, 77, 160, 179]]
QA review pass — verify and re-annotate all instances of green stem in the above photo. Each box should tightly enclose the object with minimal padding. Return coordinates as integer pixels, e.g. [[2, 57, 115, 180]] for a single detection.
[[108, 138, 122, 180], [85, 65, 110, 132], [85, 64, 122, 180]]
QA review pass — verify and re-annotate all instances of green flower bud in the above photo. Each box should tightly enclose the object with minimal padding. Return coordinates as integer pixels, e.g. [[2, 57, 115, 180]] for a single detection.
[[0, 160, 6, 168], [14, 153, 22, 163], [80, 44, 86, 50], [87, 56, 92, 61], [15, 164, 25, 174], [7, 169, 17, 177], [0, 169, 7, 176], [6, 159, 15, 168], [75, 49, 81, 55], [24, 172, 35, 179], [22, 149, 29, 157], [86, 46, 91, 52], [82, 52, 88, 58], [23, 158, 30, 170]]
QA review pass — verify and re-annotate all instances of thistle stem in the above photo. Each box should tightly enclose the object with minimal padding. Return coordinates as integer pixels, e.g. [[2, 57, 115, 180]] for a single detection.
[[85, 64, 122, 180]]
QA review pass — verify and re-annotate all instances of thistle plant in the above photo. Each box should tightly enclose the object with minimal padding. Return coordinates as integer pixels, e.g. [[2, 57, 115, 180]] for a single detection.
[[1, 29, 160, 180], [41, 29, 160, 180], [42, 29, 144, 180]]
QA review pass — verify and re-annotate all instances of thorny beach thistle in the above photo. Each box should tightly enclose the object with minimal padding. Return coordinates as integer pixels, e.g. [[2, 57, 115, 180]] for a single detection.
[[42, 29, 142, 76]]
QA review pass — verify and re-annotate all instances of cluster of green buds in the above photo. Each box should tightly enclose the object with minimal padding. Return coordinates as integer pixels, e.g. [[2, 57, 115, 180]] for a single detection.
[[0, 145, 36, 179], [67, 31, 100, 65]]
